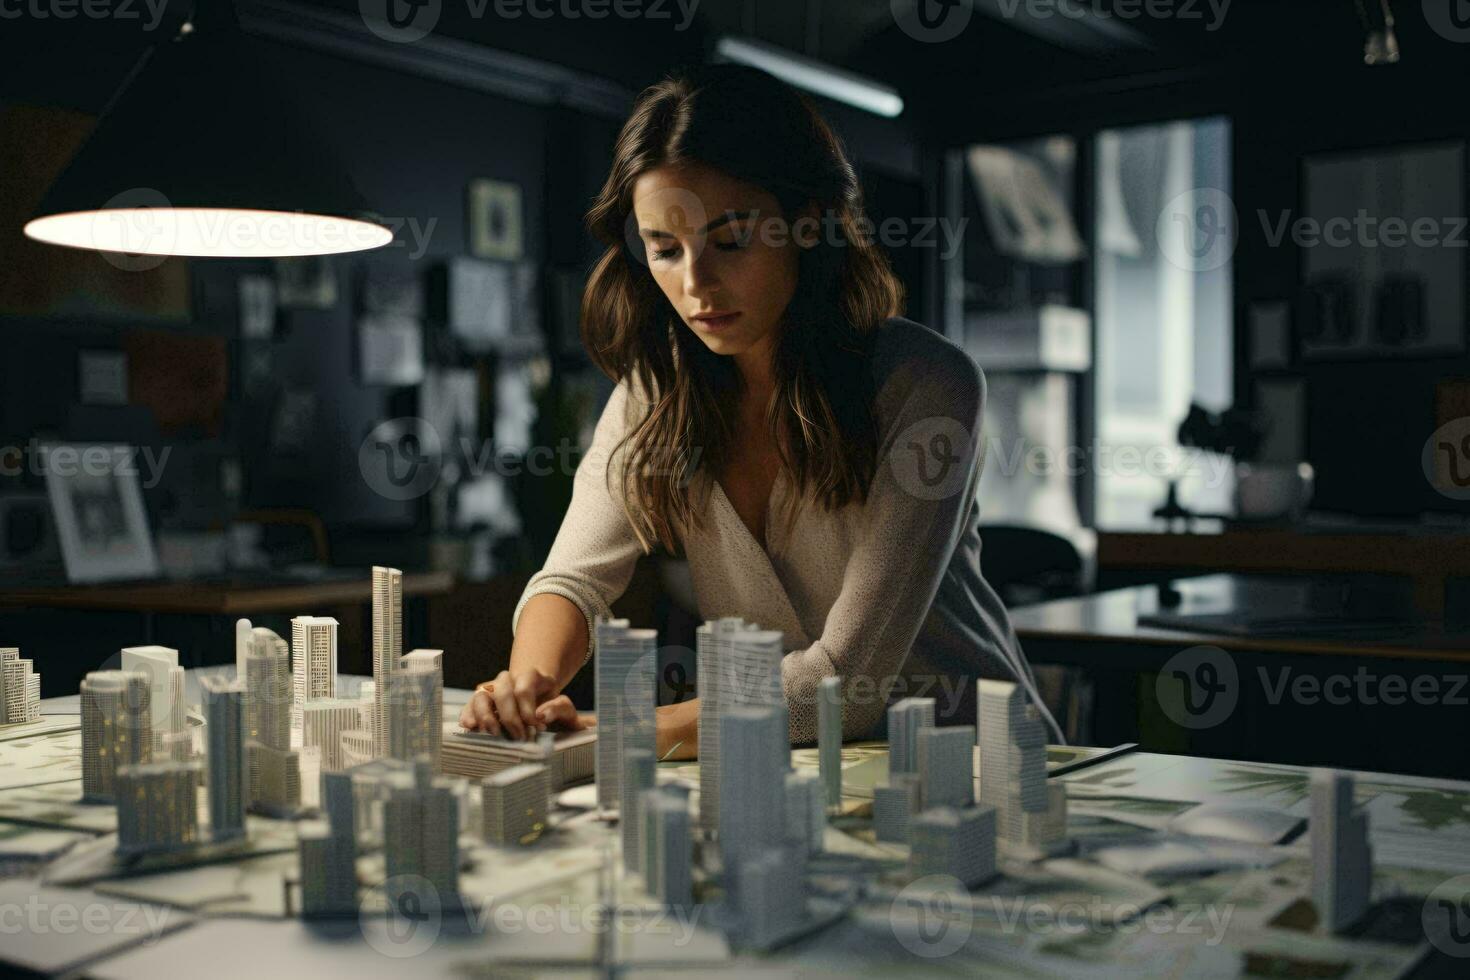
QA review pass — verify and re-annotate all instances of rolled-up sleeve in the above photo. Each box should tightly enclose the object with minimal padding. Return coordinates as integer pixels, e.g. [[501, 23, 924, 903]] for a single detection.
[[780, 350, 988, 743], [511, 379, 647, 666]]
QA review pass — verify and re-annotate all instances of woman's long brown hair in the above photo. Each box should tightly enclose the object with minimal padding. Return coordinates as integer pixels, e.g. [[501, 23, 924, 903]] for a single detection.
[[581, 63, 905, 555]]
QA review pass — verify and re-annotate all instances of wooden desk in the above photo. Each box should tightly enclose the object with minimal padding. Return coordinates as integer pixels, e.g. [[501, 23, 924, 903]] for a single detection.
[[1097, 527, 1470, 614], [1014, 573, 1470, 664], [0, 571, 455, 615], [1012, 575, 1470, 779]]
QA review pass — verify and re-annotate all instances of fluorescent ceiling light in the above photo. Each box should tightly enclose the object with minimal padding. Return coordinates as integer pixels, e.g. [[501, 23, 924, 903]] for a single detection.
[[714, 36, 905, 118]]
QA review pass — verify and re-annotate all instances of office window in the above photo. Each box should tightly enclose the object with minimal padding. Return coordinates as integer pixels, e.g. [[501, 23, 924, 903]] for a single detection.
[[1093, 117, 1233, 528]]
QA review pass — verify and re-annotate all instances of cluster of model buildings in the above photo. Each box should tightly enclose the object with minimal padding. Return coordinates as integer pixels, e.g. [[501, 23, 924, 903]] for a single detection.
[[61, 589, 1375, 938]]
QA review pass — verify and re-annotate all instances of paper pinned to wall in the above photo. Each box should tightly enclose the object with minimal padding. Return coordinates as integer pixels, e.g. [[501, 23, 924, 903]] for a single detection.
[[357, 315, 424, 386], [494, 361, 535, 456], [448, 257, 513, 352]]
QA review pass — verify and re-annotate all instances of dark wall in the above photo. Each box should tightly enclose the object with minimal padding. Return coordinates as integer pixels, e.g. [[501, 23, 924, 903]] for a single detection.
[[919, 10, 1470, 522], [1231, 64, 1470, 519]]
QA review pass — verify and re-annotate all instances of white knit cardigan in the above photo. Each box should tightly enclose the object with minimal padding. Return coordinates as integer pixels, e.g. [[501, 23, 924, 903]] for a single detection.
[[512, 316, 1058, 745]]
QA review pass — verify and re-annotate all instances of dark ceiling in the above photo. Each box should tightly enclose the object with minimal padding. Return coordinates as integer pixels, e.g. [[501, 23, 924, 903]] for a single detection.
[[2, 1, 1463, 139]]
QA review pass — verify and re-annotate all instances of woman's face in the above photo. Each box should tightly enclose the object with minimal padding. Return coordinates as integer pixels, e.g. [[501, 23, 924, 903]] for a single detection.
[[631, 161, 813, 363]]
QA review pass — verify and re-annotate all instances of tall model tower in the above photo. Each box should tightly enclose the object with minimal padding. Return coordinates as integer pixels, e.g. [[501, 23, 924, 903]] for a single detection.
[[817, 676, 842, 808], [388, 649, 444, 771], [120, 645, 182, 749], [199, 676, 246, 841], [372, 565, 403, 758], [1311, 768, 1373, 932], [383, 758, 460, 909], [978, 678, 1066, 855], [697, 618, 784, 832], [887, 698, 936, 777], [593, 617, 657, 814], [234, 619, 253, 685], [81, 670, 152, 803], [718, 704, 790, 893], [246, 633, 300, 817], [291, 616, 338, 718]]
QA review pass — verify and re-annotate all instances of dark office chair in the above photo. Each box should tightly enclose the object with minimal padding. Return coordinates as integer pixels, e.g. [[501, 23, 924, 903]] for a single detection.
[[978, 524, 1096, 608]]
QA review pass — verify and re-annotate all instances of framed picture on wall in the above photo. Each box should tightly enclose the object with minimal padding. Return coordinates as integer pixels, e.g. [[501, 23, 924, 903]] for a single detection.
[[1299, 140, 1466, 360], [42, 443, 160, 584], [467, 178, 524, 261]]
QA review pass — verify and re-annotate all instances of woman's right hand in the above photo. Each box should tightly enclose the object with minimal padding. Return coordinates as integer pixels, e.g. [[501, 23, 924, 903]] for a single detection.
[[458, 667, 558, 740]]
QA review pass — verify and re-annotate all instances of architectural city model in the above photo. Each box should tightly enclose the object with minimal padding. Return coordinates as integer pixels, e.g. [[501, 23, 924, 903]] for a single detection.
[[46, 570, 1385, 962]]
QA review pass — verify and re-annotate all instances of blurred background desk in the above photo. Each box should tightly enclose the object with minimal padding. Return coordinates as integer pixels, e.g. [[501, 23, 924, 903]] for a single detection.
[[0, 571, 455, 700], [1095, 525, 1470, 620], [1014, 574, 1470, 781]]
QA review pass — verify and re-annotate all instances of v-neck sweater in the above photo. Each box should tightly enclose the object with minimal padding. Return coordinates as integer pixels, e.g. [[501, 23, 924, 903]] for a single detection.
[[511, 315, 1056, 745]]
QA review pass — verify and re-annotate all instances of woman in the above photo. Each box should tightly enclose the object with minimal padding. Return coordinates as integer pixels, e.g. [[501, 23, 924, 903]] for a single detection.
[[459, 63, 1060, 757]]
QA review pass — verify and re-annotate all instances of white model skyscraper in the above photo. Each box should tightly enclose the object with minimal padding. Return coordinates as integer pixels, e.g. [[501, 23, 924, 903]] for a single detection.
[[120, 646, 183, 749], [621, 748, 656, 874], [244, 627, 288, 741], [303, 699, 363, 773], [736, 845, 805, 951], [383, 758, 460, 908], [116, 759, 202, 855], [783, 769, 825, 860], [697, 617, 784, 832], [0, 648, 40, 725], [387, 649, 443, 771], [917, 725, 975, 810], [1311, 768, 1373, 933], [480, 763, 550, 846], [594, 616, 657, 815], [978, 679, 1066, 856], [299, 772, 357, 919], [646, 787, 693, 911], [158, 665, 187, 760], [291, 616, 338, 720], [817, 676, 842, 808], [199, 676, 246, 841], [234, 619, 253, 685], [81, 670, 152, 803], [246, 636, 300, 817], [372, 565, 403, 758], [909, 805, 998, 887], [719, 704, 790, 897], [873, 773, 922, 843], [887, 698, 936, 777]]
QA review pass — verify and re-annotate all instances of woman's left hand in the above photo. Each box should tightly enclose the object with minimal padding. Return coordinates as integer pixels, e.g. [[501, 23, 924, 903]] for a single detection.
[[533, 694, 597, 733]]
